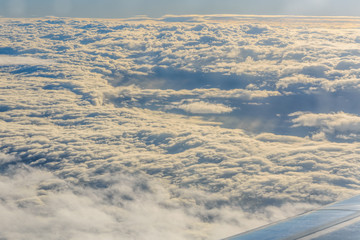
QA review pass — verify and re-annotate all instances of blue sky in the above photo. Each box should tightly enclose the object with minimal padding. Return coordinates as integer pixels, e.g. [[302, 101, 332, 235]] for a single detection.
[[1, 0, 360, 18]]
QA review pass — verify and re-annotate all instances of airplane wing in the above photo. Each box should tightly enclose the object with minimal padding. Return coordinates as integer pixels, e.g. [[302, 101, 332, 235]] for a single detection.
[[223, 195, 360, 240]]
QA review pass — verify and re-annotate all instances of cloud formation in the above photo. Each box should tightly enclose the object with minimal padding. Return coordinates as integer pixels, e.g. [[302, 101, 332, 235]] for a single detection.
[[176, 101, 233, 114], [290, 112, 360, 141], [0, 55, 53, 66], [1, 15, 360, 239]]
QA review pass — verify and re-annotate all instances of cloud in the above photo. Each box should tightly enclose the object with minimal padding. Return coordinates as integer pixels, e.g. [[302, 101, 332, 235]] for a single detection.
[[0, 152, 17, 164], [1, 155, 310, 240], [1, 15, 360, 239], [176, 100, 233, 114], [0, 56, 53, 66], [290, 111, 360, 140], [290, 111, 360, 131], [0, 163, 195, 240]]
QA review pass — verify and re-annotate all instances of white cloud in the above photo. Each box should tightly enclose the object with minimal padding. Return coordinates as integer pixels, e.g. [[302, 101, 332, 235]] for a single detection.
[[290, 111, 360, 131], [1, 157, 311, 240], [0, 163, 196, 240], [0, 56, 53, 66], [0, 152, 17, 164], [176, 101, 233, 114], [1, 15, 360, 239], [290, 111, 360, 140]]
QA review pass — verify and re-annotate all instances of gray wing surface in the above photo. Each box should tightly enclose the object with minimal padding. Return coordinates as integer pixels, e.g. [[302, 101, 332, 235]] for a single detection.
[[223, 195, 360, 240]]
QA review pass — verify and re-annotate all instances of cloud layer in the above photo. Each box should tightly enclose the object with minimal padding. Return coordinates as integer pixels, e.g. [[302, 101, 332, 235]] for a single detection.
[[1, 15, 360, 239]]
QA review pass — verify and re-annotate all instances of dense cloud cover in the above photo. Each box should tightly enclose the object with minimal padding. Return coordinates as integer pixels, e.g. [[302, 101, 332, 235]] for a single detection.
[[2, 15, 360, 239]]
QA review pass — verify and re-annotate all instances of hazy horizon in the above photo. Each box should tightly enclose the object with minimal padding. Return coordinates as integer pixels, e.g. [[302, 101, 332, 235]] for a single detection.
[[2, 0, 360, 18]]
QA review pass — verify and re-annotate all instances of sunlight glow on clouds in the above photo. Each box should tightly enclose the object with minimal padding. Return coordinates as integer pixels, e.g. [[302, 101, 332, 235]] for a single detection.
[[290, 112, 360, 141], [0, 56, 53, 66], [2, 15, 360, 239], [176, 101, 233, 114]]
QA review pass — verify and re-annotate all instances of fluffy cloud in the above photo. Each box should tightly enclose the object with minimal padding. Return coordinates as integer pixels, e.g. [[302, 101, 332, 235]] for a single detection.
[[176, 101, 233, 114], [0, 56, 53, 66], [1, 15, 360, 239], [290, 112, 360, 140], [0, 162, 199, 240], [0, 154, 313, 240]]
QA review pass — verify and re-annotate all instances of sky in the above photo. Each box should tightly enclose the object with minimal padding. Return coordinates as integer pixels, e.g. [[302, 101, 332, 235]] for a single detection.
[[2, 0, 360, 18]]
